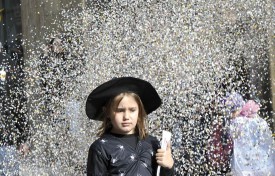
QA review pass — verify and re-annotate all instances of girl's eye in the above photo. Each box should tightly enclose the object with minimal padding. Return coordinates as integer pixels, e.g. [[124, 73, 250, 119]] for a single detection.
[[116, 108, 124, 112], [130, 108, 136, 112]]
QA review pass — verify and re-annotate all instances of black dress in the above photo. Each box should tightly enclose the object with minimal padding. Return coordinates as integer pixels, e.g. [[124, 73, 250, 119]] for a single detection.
[[87, 133, 174, 176]]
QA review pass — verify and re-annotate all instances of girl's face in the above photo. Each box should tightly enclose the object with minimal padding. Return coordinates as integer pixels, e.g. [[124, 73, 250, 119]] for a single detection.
[[110, 95, 139, 135]]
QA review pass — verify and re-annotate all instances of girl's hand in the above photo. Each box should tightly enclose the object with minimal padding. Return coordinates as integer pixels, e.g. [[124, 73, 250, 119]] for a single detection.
[[156, 141, 174, 169]]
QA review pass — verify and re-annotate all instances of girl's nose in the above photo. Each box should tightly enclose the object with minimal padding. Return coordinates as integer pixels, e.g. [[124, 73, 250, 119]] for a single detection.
[[123, 111, 130, 120]]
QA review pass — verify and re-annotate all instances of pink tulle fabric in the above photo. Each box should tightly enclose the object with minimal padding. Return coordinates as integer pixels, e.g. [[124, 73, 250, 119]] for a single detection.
[[240, 100, 260, 117]]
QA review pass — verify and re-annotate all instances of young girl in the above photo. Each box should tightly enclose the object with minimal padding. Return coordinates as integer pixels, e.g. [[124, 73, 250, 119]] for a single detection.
[[85, 77, 174, 176]]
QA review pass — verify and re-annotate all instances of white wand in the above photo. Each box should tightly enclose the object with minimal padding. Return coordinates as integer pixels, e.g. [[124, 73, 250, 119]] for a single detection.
[[156, 130, 172, 176]]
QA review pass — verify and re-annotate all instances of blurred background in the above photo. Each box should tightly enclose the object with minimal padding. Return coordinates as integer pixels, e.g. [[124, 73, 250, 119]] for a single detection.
[[0, 0, 274, 175]]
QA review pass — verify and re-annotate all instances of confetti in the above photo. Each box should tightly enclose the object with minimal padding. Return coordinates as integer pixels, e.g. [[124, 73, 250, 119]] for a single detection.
[[1, 0, 274, 175]]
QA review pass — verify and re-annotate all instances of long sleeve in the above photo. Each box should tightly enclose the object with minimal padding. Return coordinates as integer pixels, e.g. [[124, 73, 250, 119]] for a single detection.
[[160, 165, 175, 176], [87, 144, 108, 176]]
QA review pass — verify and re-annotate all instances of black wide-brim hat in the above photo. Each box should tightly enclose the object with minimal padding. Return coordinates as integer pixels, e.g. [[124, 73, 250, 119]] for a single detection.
[[86, 77, 162, 120]]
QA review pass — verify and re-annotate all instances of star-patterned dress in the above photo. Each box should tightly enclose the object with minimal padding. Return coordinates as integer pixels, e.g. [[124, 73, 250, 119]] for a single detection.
[[229, 116, 275, 176], [87, 133, 174, 176]]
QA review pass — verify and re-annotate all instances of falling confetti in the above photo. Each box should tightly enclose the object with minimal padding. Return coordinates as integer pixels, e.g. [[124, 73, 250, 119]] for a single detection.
[[1, 0, 274, 175]]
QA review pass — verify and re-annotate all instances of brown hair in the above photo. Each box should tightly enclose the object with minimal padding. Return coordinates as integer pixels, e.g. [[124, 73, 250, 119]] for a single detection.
[[97, 92, 148, 139]]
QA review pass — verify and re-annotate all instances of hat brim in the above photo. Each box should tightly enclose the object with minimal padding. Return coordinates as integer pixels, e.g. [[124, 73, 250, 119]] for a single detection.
[[86, 77, 162, 120]]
